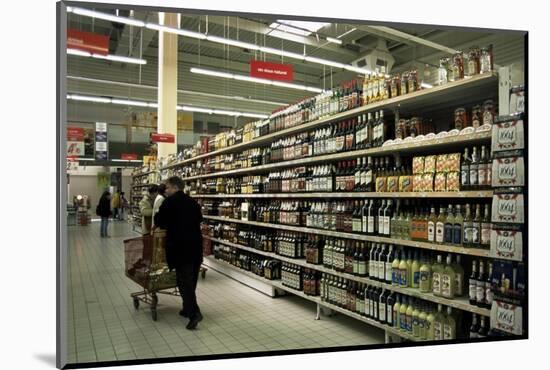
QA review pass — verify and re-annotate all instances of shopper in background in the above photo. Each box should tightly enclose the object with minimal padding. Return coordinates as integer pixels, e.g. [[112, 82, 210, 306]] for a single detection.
[[96, 191, 112, 238], [119, 192, 128, 221], [154, 176, 204, 330], [139, 185, 158, 235], [151, 184, 166, 228], [112, 190, 121, 220]]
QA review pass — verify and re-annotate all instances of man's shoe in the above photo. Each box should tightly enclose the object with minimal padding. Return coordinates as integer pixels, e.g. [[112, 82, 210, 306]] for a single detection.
[[179, 309, 188, 318], [186, 313, 203, 330]]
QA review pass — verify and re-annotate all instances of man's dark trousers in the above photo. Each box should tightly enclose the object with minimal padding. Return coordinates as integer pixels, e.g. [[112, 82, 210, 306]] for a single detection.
[[176, 262, 202, 318]]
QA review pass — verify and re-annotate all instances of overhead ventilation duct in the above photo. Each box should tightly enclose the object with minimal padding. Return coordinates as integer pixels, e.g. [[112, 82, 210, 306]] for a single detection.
[[351, 38, 395, 74]]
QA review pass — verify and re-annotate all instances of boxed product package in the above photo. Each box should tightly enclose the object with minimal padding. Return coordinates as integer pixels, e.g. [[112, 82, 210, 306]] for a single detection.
[[447, 153, 461, 172], [434, 172, 447, 192], [492, 154, 525, 187], [387, 176, 399, 192], [490, 228, 523, 262], [413, 175, 424, 192], [491, 192, 525, 224], [422, 173, 435, 192], [399, 175, 413, 192], [413, 156, 425, 174], [492, 114, 525, 152], [436, 154, 448, 173], [446, 172, 460, 191], [376, 176, 388, 192], [424, 155, 437, 174]]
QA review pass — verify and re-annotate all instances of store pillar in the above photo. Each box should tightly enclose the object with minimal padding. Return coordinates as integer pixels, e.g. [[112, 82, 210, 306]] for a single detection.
[[157, 12, 178, 158]]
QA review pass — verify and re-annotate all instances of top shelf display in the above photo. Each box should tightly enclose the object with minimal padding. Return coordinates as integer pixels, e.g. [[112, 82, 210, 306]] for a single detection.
[[163, 73, 498, 170]]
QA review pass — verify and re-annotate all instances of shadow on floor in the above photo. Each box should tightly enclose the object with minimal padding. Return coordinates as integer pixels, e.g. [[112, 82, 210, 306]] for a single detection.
[[34, 353, 56, 367]]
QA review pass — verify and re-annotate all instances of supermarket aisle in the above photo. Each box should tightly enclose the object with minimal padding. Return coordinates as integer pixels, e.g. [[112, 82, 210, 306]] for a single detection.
[[67, 221, 384, 364]]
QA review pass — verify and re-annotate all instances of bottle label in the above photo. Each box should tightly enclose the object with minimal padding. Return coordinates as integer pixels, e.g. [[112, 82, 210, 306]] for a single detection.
[[461, 167, 469, 186], [393, 310, 399, 328], [414, 271, 420, 286], [481, 223, 491, 245], [399, 269, 408, 287], [387, 305, 393, 325], [428, 221, 435, 241], [472, 225, 480, 244], [434, 322, 443, 340], [436, 222, 445, 243], [486, 284, 494, 305], [443, 324, 454, 340], [392, 268, 399, 285], [470, 168, 479, 185], [378, 217, 384, 234], [386, 262, 393, 282], [441, 275, 452, 297], [432, 273, 441, 294], [379, 303, 386, 322], [362, 216, 368, 233], [469, 280, 477, 300], [463, 222, 473, 243], [365, 170, 373, 186], [476, 284, 485, 302], [383, 216, 390, 235], [456, 274, 463, 296], [420, 271, 430, 290], [367, 217, 374, 233], [378, 260, 385, 280], [444, 224, 453, 243], [453, 224, 462, 244]]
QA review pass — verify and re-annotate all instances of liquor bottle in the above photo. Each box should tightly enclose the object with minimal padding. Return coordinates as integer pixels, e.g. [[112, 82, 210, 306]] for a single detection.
[[443, 306, 457, 340], [385, 245, 394, 284], [426, 305, 435, 340], [412, 301, 420, 337], [419, 253, 432, 293], [364, 156, 374, 192], [406, 249, 414, 287], [427, 206, 436, 243], [352, 200, 361, 233], [478, 316, 489, 338], [378, 110, 386, 147], [377, 200, 386, 236], [373, 111, 380, 147], [400, 297, 408, 331], [355, 115, 364, 150], [461, 148, 470, 190], [470, 147, 479, 188], [463, 204, 473, 247], [469, 260, 478, 305], [453, 205, 463, 246], [411, 250, 420, 289], [352, 242, 360, 275], [453, 255, 465, 296], [481, 204, 491, 249], [419, 304, 428, 340], [392, 248, 401, 286], [399, 249, 409, 288], [478, 145, 488, 189], [469, 314, 479, 339], [383, 200, 393, 236], [386, 291, 395, 327], [359, 244, 368, 277], [433, 304, 445, 341], [405, 297, 414, 333], [354, 158, 362, 192], [392, 295, 401, 328], [444, 204, 454, 244], [476, 261, 486, 307], [378, 244, 387, 281], [485, 261, 493, 309], [366, 113, 374, 148], [379, 289, 388, 324], [472, 204, 482, 247], [367, 199, 376, 235], [369, 244, 377, 279], [441, 254, 457, 298], [436, 206, 446, 244], [432, 255, 444, 297]]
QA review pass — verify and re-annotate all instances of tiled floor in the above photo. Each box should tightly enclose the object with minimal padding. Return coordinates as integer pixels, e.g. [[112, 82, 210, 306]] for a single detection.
[[66, 220, 384, 364]]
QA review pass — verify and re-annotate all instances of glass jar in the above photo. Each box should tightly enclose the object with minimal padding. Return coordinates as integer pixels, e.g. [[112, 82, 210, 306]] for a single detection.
[[400, 73, 409, 95], [471, 105, 482, 128], [451, 52, 464, 81], [482, 100, 496, 126], [407, 70, 418, 93], [438, 57, 450, 85], [480, 46, 493, 73], [466, 47, 480, 77], [396, 119, 407, 140], [454, 107, 468, 130], [410, 117, 422, 138], [391, 75, 400, 98]]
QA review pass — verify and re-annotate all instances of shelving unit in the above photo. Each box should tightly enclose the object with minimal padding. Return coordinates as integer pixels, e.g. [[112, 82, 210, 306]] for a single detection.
[[204, 235, 490, 317], [203, 255, 420, 342], [162, 73, 497, 170], [203, 215, 491, 257], [176, 131, 491, 181], [192, 191, 493, 199]]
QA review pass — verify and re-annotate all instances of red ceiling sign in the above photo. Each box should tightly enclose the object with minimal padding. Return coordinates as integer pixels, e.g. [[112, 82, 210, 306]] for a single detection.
[[67, 127, 85, 141], [67, 29, 109, 55], [121, 153, 138, 160], [250, 60, 294, 81], [151, 133, 175, 143]]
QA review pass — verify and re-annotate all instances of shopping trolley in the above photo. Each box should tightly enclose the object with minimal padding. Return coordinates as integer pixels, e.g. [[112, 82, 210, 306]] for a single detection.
[[124, 230, 208, 321]]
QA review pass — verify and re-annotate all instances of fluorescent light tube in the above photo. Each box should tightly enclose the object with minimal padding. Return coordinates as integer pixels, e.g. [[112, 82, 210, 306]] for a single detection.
[[111, 99, 149, 107], [67, 94, 111, 103], [233, 75, 273, 85], [69, 7, 145, 27], [421, 82, 433, 89], [206, 35, 260, 50], [67, 48, 91, 57], [212, 109, 241, 116], [179, 106, 214, 114], [241, 113, 270, 119], [68, 48, 147, 65], [304, 56, 345, 69], [326, 37, 342, 45], [145, 23, 207, 39], [259, 46, 305, 61], [190, 67, 233, 79]]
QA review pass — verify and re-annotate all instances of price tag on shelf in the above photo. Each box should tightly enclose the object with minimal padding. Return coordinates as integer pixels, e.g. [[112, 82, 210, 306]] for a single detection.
[[489, 229, 523, 262]]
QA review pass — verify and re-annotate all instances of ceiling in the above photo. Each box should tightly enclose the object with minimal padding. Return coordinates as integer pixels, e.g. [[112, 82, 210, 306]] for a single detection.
[[66, 7, 526, 133]]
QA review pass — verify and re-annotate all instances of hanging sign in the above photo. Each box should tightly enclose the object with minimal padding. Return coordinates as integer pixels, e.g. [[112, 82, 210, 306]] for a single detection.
[[121, 153, 138, 160], [250, 60, 294, 81], [67, 29, 109, 55], [151, 133, 175, 143], [95, 122, 108, 161], [67, 127, 85, 141]]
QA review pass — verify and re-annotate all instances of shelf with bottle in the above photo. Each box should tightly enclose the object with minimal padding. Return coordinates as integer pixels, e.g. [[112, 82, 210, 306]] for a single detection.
[[203, 232, 491, 317], [172, 131, 492, 182], [162, 73, 497, 171], [192, 191, 493, 199]]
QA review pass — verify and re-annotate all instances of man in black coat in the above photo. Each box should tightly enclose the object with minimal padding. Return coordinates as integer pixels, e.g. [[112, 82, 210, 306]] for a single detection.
[[153, 176, 204, 329]]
